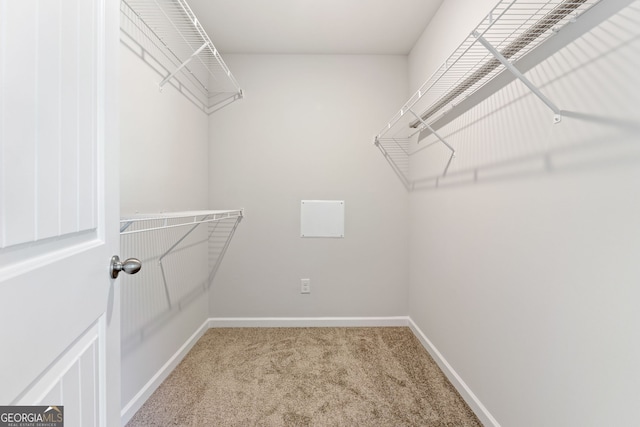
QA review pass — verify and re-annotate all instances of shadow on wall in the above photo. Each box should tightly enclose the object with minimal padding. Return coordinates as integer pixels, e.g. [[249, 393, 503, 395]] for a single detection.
[[383, 3, 640, 191], [119, 218, 239, 355]]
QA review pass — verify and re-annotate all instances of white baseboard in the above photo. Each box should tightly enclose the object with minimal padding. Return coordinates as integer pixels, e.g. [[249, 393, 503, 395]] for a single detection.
[[207, 316, 410, 328], [407, 318, 500, 427], [120, 319, 210, 426]]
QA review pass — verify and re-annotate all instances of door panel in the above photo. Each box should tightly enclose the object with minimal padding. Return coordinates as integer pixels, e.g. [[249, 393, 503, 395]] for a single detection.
[[1, 0, 98, 249], [0, 0, 119, 425], [36, 0, 63, 241], [1, 245, 106, 404], [1, 1, 38, 246], [16, 320, 101, 427]]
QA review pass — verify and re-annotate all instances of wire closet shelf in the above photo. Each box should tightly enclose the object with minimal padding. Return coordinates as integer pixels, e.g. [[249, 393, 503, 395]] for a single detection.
[[121, 0, 242, 110], [374, 0, 601, 176], [120, 210, 243, 235], [119, 210, 243, 310]]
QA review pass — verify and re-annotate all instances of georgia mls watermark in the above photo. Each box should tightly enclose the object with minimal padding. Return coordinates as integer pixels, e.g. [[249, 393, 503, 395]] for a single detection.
[[0, 406, 63, 427]]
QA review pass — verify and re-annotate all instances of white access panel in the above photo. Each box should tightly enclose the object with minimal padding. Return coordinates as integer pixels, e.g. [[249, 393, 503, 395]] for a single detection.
[[300, 200, 345, 238]]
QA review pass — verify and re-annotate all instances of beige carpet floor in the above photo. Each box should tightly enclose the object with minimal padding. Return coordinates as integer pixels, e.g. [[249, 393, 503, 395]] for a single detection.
[[127, 327, 482, 426]]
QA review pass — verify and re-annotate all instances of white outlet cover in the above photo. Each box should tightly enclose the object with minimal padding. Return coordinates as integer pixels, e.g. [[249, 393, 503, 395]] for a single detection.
[[301, 278, 311, 294], [300, 200, 344, 238]]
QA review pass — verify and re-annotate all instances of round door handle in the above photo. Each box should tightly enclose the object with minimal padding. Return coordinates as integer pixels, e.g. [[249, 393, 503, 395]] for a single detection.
[[110, 255, 142, 279]]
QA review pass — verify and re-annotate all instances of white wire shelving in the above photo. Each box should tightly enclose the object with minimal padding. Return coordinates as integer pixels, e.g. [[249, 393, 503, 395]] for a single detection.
[[120, 0, 242, 112], [120, 210, 243, 307], [120, 210, 243, 235], [374, 0, 602, 186]]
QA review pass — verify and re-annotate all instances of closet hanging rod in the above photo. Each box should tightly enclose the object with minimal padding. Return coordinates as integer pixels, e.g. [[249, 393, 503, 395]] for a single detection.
[[409, 0, 587, 128]]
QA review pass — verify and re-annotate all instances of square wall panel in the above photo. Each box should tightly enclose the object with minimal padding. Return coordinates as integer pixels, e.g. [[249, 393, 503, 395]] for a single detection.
[[300, 200, 345, 238]]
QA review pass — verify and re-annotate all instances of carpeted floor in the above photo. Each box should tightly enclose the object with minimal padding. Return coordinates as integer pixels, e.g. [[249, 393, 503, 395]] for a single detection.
[[127, 327, 482, 426]]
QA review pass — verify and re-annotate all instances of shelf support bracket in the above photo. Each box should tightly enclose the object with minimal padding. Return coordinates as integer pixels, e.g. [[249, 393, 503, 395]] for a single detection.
[[120, 221, 133, 233], [474, 33, 562, 124], [408, 109, 455, 154], [207, 215, 243, 285], [159, 41, 209, 89], [157, 214, 211, 307], [408, 109, 456, 176]]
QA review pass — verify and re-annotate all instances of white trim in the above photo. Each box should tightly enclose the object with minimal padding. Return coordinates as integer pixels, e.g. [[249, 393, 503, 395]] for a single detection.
[[207, 316, 410, 328], [0, 234, 102, 282], [120, 319, 210, 425], [407, 318, 501, 427]]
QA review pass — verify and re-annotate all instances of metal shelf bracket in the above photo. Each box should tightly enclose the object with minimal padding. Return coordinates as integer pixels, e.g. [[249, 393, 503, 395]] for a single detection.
[[473, 32, 562, 124], [408, 109, 456, 176], [159, 41, 210, 89]]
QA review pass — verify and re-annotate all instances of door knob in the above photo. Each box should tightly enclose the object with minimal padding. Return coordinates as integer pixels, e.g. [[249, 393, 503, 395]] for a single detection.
[[110, 255, 142, 279]]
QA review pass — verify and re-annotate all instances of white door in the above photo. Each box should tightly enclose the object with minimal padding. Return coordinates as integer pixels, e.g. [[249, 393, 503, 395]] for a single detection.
[[0, 0, 121, 425]]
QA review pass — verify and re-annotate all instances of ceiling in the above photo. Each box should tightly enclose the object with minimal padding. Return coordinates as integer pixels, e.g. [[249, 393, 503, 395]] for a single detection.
[[186, 0, 445, 55]]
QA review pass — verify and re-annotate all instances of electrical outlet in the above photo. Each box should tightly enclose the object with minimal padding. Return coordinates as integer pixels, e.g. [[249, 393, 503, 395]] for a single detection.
[[301, 278, 311, 294]]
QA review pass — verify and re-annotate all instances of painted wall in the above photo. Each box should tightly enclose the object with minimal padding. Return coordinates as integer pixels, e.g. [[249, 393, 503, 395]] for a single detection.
[[208, 55, 410, 318], [407, 1, 640, 426], [119, 42, 210, 410]]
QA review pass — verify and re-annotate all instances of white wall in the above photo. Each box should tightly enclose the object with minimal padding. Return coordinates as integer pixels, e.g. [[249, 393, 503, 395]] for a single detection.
[[119, 42, 210, 409], [119, 50, 209, 214], [208, 54, 410, 318], [407, 1, 640, 426]]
